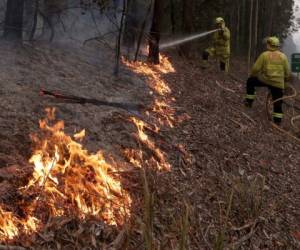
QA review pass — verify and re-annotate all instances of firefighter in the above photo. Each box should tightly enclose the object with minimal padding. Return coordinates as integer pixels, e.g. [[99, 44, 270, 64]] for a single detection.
[[244, 36, 291, 125], [202, 17, 231, 72]]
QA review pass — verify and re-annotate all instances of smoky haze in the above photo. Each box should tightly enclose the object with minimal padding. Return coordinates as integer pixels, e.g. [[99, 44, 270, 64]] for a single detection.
[[283, 0, 300, 62], [0, 0, 123, 44]]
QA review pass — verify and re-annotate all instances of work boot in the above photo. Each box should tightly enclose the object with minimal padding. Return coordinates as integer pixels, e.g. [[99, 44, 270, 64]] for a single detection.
[[244, 99, 253, 108], [273, 117, 282, 126]]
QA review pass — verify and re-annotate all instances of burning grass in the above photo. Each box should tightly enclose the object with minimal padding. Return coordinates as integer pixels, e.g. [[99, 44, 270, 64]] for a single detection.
[[0, 108, 131, 244], [0, 53, 193, 248]]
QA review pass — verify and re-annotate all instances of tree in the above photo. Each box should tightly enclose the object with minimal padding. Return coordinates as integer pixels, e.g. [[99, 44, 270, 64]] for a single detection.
[[123, 0, 139, 58], [248, 0, 254, 73], [148, 0, 161, 64], [180, 0, 194, 57], [114, 0, 127, 75], [4, 0, 25, 41]]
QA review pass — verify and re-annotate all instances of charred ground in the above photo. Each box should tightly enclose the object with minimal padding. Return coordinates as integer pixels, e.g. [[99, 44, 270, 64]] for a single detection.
[[0, 42, 299, 249]]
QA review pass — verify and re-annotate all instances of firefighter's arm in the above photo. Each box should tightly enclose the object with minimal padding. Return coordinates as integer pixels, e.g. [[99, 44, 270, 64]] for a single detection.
[[250, 54, 264, 76], [220, 28, 230, 41], [284, 57, 291, 81]]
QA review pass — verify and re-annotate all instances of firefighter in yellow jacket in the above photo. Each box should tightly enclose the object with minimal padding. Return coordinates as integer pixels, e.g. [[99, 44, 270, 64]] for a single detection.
[[202, 17, 230, 72], [244, 36, 291, 125]]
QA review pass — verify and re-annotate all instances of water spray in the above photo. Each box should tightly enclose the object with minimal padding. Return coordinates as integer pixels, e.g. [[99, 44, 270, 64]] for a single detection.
[[160, 29, 220, 49]]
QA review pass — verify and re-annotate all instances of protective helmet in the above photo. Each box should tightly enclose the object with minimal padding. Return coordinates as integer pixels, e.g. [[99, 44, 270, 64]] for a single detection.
[[215, 17, 225, 24], [267, 36, 280, 47]]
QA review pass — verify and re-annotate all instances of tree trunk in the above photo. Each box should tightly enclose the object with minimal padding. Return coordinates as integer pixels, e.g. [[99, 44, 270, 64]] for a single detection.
[[170, 0, 175, 34], [114, 0, 127, 75], [268, 1, 275, 35], [148, 0, 161, 65], [180, 0, 194, 57], [4, 0, 25, 41], [134, 0, 153, 61], [248, 0, 254, 74], [240, 0, 247, 52], [236, 1, 240, 54], [253, 0, 259, 59], [123, 0, 138, 58], [29, 0, 40, 40]]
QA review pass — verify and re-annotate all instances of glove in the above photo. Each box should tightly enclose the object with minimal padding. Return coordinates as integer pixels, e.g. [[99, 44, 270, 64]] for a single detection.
[[219, 28, 225, 36]]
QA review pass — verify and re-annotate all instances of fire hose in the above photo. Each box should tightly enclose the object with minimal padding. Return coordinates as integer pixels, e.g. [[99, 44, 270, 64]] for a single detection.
[[229, 73, 300, 142], [266, 85, 300, 143]]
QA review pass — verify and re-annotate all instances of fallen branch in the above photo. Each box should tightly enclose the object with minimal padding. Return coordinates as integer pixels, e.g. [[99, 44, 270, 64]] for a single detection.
[[229, 118, 248, 130], [215, 80, 236, 94], [232, 107, 256, 124], [40, 89, 144, 112], [226, 224, 257, 249], [230, 220, 257, 231]]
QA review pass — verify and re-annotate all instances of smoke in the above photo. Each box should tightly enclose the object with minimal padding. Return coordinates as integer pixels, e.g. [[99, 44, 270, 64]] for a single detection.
[[0, 0, 124, 46], [160, 29, 220, 49]]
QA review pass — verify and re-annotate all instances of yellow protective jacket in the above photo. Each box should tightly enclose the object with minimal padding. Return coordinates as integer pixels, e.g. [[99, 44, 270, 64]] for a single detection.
[[212, 27, 230, 58], [251, 50, 290, 89]]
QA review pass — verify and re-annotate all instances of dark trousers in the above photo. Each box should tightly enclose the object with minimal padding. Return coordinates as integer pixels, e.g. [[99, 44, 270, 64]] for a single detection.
[[202, 51, 226, 71], [245, 77, 283, 123]]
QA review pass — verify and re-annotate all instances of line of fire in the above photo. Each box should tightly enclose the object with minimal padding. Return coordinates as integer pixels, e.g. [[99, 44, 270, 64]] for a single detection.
[[0, 0, 299, 249]]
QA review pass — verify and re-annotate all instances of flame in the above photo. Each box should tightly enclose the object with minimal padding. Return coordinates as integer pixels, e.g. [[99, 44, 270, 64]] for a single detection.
[[25, 110, 131, 223], [123, 55, 179, 128], [0, 208, 19, 239], [156, 54, 176, 74], [0, 109, 131, 242], [0, 54, 189, 243], [0, 207, 39, 241], [74, 129, 86, 140], [122, 55, 183, 171], [124, 117, 171, 171], [122, 55, 173, 96]]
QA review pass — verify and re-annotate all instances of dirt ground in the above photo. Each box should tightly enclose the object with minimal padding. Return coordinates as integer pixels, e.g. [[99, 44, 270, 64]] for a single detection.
[[0, 41, 299, 249]]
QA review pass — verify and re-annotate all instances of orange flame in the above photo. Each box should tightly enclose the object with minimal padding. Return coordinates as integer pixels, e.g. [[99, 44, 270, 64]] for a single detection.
[[0, 208, 19, 240], [0, 207, 39, 241], [0, 108, 131, 241], [25, 109, 131, 223], [124, 117, 171, 171], [122, 55, 183, 171]]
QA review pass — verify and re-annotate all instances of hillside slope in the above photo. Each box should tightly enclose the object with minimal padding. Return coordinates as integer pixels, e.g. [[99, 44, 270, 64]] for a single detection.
[[0, 42, 299, 249]]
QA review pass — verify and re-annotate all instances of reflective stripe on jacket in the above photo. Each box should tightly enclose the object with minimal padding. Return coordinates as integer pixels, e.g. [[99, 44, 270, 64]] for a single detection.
[[251, 50, 290, 89], [212, 27, 230, 57]]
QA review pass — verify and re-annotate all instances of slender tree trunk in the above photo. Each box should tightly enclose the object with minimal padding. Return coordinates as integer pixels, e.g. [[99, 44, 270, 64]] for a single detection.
[[240, 0, 247, 52], [29, 0, 40, 40], [170, 0, 175, 34], [180, 0, 193, 57], [123, 0, 137, 58], [114, 0, 127, 75], [4, 0, 25, 41], [148, 0, 161, 64], [248, 0, 254, 74], [268, 1, 275, 35], [257, 0, 267, 53], [236, 1, 240, 54], [134, 0, 152, 61], [253, 0, 259, 59]]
